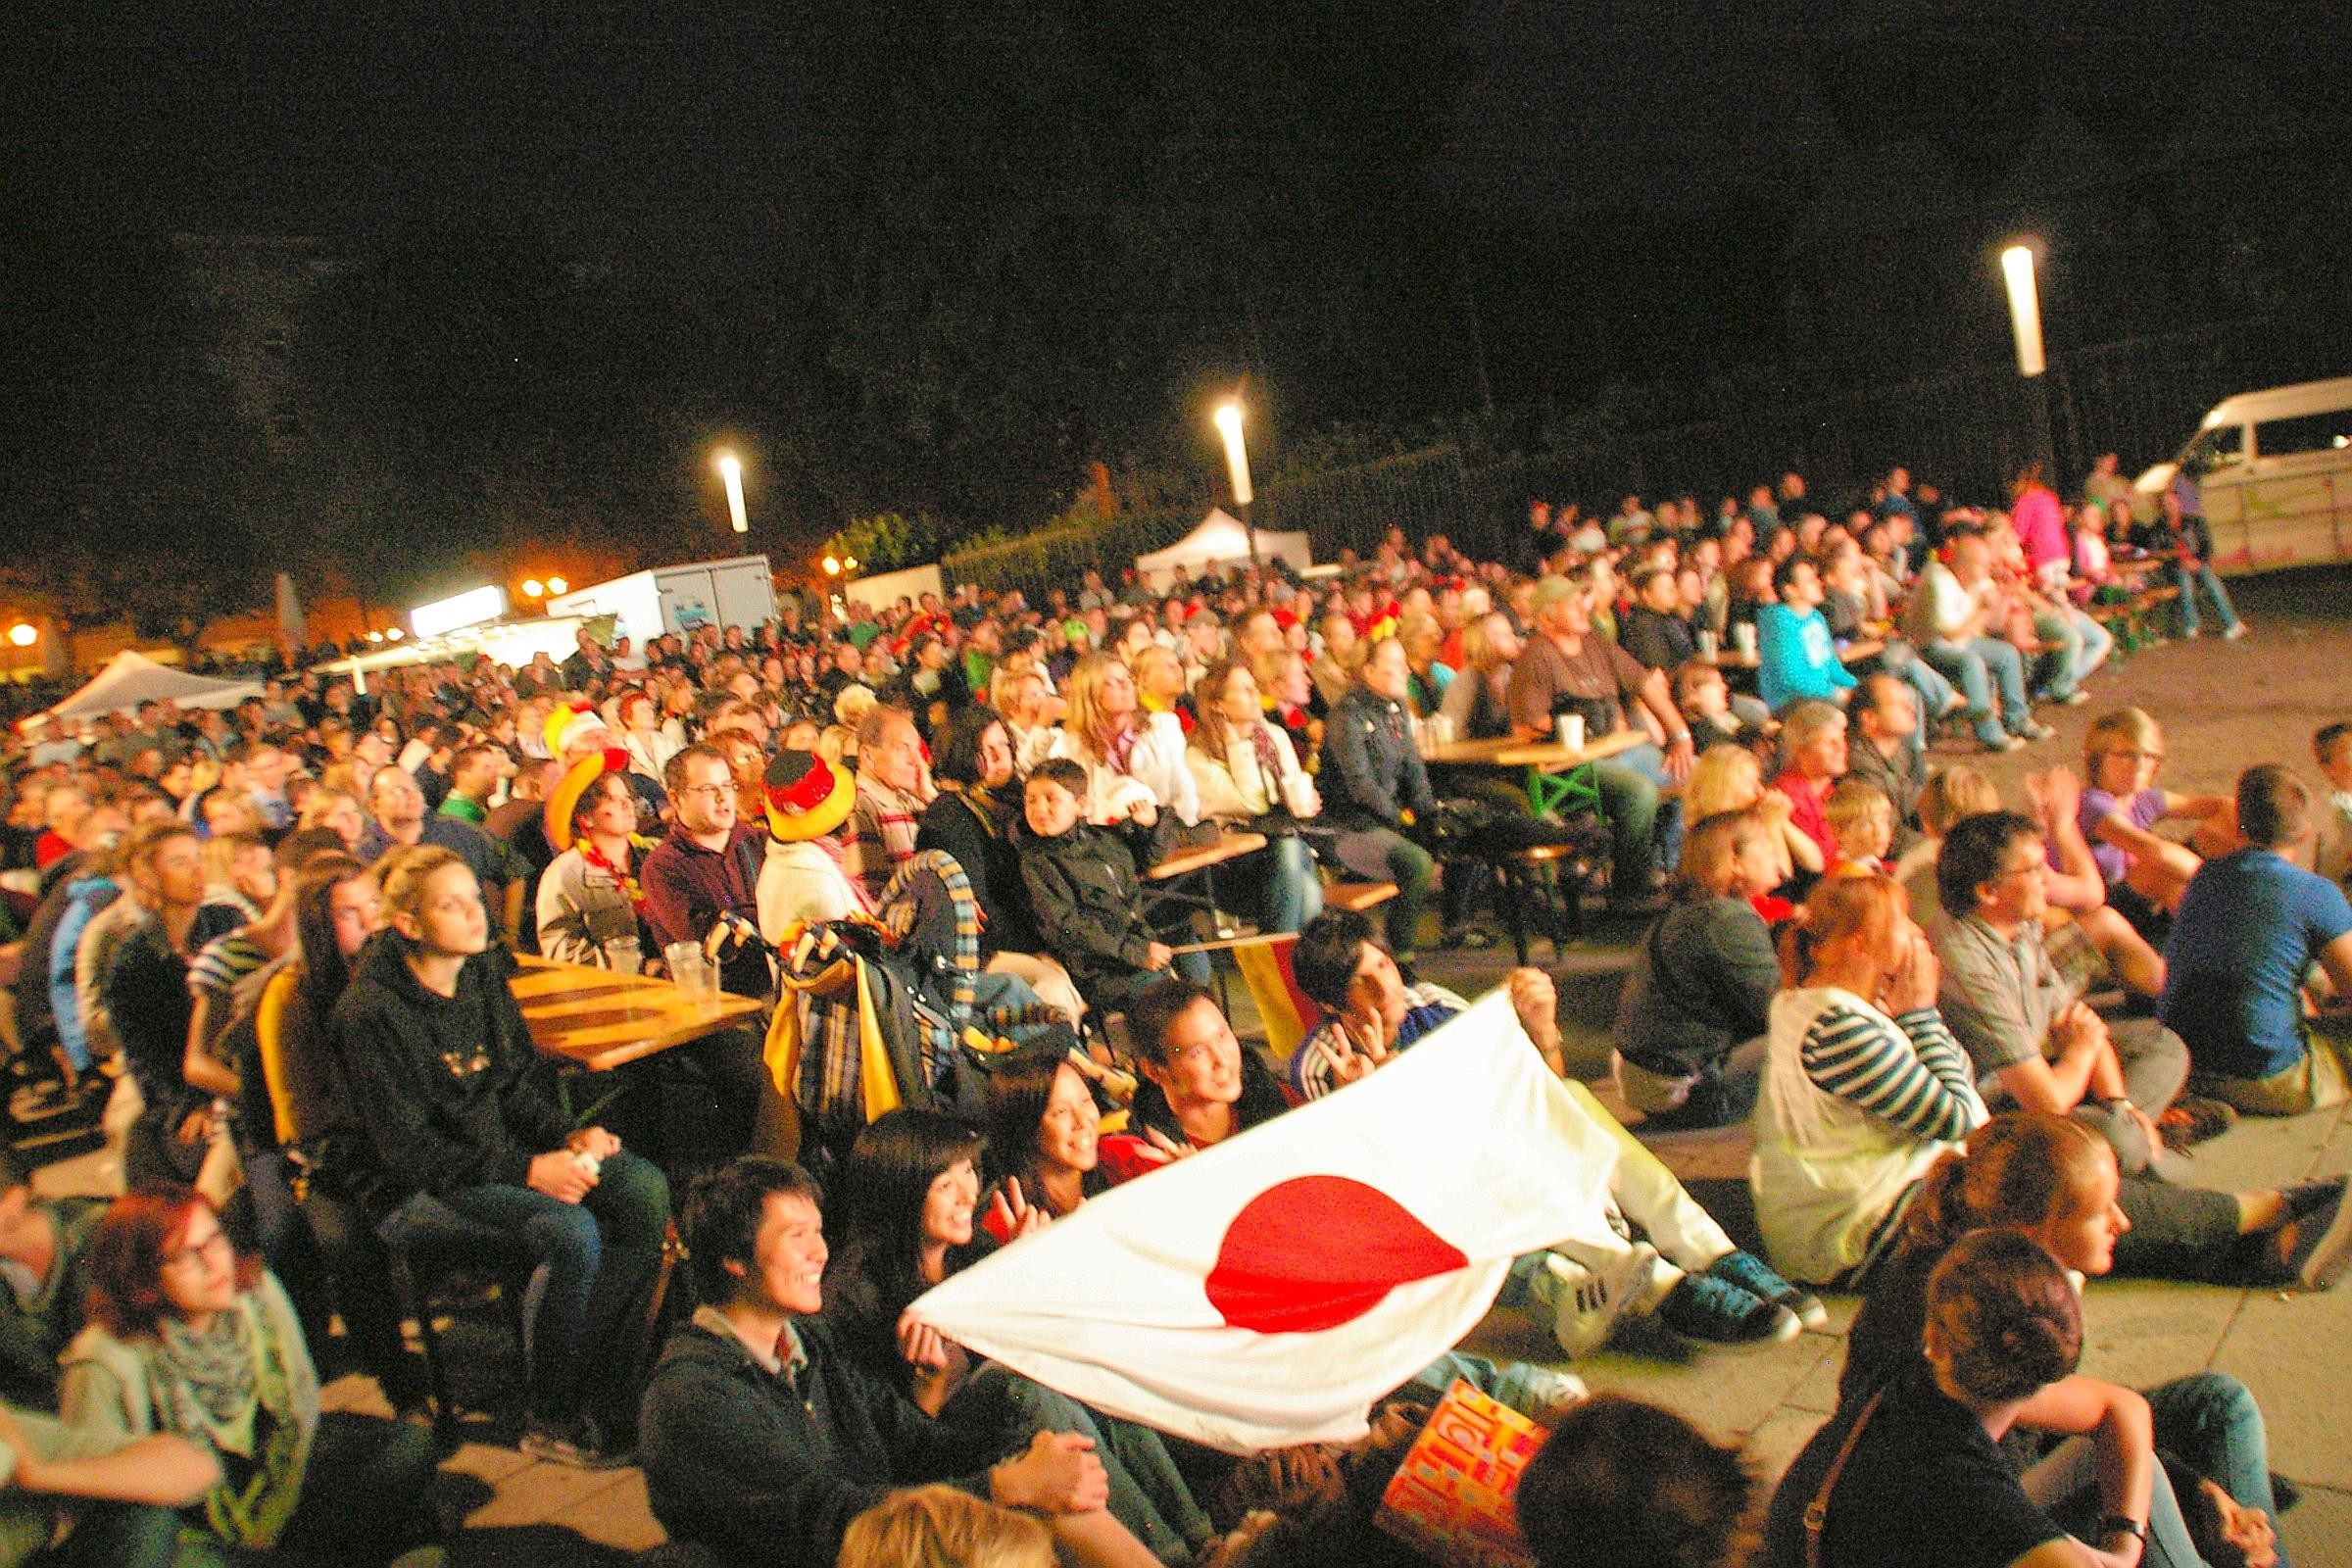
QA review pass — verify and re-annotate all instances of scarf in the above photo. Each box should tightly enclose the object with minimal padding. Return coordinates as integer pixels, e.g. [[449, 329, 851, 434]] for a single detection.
[[813, 833, 876, 914], [940, 781, 1005, 839], [578, 835, 648, 910], [160, 1309, 259, 1433], [1103, 722, 1139, 777]]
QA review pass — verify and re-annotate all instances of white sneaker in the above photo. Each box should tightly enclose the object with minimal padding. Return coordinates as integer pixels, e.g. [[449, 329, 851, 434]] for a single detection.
[[1538, 1244, 1667, 1358], [2224, 622, 2249, 641]]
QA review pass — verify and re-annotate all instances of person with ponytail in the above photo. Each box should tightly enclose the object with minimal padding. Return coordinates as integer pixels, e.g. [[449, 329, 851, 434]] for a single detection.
[[1750, 872, 1989, 1286], [1763, 1229, 2138, 1568], [1842, 1113, 2328, 1568]]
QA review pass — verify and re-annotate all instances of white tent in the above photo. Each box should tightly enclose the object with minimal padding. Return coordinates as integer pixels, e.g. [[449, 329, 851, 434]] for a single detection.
[[44, 652, 263, 722], [1135, 509, 1312, 590]]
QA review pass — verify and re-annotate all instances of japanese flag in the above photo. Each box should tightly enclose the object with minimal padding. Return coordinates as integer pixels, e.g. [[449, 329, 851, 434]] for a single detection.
[[906, 992, 1624, 1452]]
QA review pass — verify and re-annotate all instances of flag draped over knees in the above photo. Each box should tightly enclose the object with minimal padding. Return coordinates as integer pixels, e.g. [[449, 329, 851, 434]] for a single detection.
[[906, 992, 1624, 1451]]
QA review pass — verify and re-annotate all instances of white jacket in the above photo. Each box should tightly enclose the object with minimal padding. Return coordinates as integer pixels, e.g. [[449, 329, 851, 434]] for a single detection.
[[1187, 720, 1317, 823], [1044, 711, 1201, 828]]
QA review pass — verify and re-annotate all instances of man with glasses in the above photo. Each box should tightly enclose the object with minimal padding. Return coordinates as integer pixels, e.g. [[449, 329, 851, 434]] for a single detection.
[[644, 744, 770, 1001], [1927, 810, 2188, 1173]]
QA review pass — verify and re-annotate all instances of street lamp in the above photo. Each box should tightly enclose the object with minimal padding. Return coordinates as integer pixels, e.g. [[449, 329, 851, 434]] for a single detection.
[[716, 450, 749, 533], [1212, 397, 1261, 570], [521, 579, 546, 601], [546, 576, 567, 596], [1999, 242, 2057, 474], [6, 624, 34, 649]]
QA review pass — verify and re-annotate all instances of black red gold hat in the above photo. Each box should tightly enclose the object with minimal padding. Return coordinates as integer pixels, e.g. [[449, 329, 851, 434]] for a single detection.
[[763, 749, 855, 843]]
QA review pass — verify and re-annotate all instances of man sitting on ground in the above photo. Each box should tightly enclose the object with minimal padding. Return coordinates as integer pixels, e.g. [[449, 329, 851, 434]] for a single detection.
[[2162, 764, 2352, 1115], [637, 1156, 1150, 1568]]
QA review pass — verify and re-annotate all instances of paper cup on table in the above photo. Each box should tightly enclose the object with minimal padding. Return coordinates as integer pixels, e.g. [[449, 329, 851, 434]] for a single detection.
[[1424, 714, 1454, 751], [1696, 628, 1718, 658], [1553, 713, 1586, 752]]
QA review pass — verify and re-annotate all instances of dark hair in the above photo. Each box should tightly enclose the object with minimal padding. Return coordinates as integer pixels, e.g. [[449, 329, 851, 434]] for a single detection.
[[1935, 808, 2039, 915], [273, 826, 347, 870], [1906, 1112, 2112, 1257], [827, 1111, 982, 1322], [662, 741, 730, 797], [1124, 977, 1217, 1067], [289, 854, 370, 1023], [85, 1188, 265, 1339], [1024, 757, 1088, 799], [1517, 1395, 1752, 1568], [0, 1146, 26, 1195], [1926, 1229, 2082, 1403], [681, 1156, 823, 1303], [1770, 553, 1817, 595], [931, 706, 1006, 788], [1669, 809, 1766, 902], [2316, 721, 2352, 771], [1291, 909, 1376, 1011], [2236, 763, 2310, 849], [982, 1054, 1094, 1200]]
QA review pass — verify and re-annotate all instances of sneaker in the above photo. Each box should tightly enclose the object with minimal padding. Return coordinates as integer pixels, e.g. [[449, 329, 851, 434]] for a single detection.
[[2155, 1096, 2237, 1152], [519, 1415, 632, 1470], [2014, 720, 2057, 742], [1657, 1273, 1801, 1347], [2223, 622, 2248, 641], [1707, 1250, 1830, 1331], [1983, 733, 2027, 754], [2054, 689, 2091, 707], [1535, 1244, 1665, 1358]]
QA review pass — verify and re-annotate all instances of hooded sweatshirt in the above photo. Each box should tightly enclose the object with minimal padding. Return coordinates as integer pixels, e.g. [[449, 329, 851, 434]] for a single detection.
[[330, 938, 571, 1211]]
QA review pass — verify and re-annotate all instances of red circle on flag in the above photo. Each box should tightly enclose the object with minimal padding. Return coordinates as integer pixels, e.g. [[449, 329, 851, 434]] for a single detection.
[[1204, 1175, 1469, 1334]]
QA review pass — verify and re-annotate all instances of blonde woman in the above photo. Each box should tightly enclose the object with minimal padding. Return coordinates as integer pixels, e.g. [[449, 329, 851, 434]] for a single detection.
[[1186, 659, 1322, 934], [1042, 652, 1199, 829], [1685, 743, 1821, 888], [2079, 707, 2232, 930], [1436, 610, 1521, 740], [1128, 643, 1191, 725]]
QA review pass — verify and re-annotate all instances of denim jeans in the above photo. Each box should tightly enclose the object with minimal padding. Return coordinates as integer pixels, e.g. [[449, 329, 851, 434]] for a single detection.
[[1252, 833, 1324, 936], [1924, 637, 2033, 743], [958, 1366, 1214, 1565], [2172, 563, 2243, 635], [379, 1150, 671, 1425], [2026, 1372, 2284, 1568], [1893, 656, 1957, 755], [2031, 606, 2114, 700], [1604, 743, 1684, 892]]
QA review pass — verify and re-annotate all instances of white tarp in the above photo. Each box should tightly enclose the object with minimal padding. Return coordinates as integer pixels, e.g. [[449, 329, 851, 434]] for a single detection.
[[1135, 509, 1312, 590], [44, 652, 263, 722]]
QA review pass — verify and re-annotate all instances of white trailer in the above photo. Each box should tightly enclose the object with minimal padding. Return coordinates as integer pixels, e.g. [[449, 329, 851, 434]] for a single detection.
[[548, 555, 775, 647]]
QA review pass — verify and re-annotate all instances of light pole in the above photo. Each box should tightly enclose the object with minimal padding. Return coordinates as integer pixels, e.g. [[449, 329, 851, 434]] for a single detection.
[[2000, 242, 2058, 477], [1213, 398, 1260, 571], [716, 450, 750, 534]]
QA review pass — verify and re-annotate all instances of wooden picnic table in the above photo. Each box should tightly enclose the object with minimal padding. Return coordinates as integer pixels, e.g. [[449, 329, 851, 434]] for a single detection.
[[511, 955, 764, 1073], [1423, 728, 1648, 817], [1147, 831, 1268, 880]]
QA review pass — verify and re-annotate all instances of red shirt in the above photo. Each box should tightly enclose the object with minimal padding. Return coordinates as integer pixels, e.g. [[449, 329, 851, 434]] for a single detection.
[[1772, 771, 1835, 862]]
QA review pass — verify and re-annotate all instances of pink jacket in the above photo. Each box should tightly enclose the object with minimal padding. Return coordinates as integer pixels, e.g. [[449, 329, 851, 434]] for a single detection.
[[2013, 485, 2068, 572]]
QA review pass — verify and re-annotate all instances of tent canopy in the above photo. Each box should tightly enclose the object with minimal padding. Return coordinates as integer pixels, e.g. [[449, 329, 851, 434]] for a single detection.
[[1135, 509, 1311, 590], [44, 652, 262, 723]]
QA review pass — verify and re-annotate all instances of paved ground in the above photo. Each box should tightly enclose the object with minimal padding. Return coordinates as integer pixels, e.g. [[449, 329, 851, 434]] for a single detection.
[[37, 565, 2352, 1563]]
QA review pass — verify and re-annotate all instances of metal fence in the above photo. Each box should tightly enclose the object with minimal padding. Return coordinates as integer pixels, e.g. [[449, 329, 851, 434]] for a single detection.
[[941, 312, 2348, 595]]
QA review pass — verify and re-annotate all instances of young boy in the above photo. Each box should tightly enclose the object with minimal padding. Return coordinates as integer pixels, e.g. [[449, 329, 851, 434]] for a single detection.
[[1823, 777, 1897, 875], [2313, 721, 2352, 888], [1017, 760, 1199, 1019], [1672, 661, 1773, 760]]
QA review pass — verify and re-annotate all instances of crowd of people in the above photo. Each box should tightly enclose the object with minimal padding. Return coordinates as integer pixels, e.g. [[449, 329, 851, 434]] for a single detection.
[[0, 449, 2339, 1568]]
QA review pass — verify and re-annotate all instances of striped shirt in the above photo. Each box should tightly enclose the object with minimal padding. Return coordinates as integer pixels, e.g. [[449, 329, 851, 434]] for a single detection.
[[1288, 982, 1468, 1101], [1799, 1003, 1981, 1144]]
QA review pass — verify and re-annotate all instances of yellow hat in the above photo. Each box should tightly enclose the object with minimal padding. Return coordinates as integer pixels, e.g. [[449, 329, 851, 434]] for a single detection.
[[545, 746, 634, 853], [544, 698, 608, 760], [763, 749, 855, 843]]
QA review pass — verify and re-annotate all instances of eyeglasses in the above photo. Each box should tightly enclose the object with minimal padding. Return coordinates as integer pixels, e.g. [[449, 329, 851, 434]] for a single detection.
[[674, 783, 734, 800], [165, 1229, 233, 1273]]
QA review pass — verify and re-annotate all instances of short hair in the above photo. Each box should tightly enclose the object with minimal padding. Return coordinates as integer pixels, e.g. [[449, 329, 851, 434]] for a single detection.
[[856, 702, 916, 755], [839, 1486, 1053, 1568], [450, 742, 504, 777], [2237, 763, 2311, 849], [1024, 757, 1088, 800], [1918, 764, 2000, 836], [1292, 909, 1377, 1011], [1936, 808, 2039, 913], [1770, 553, 1816, 595], [1627, 564, 1673, 598], [662, 741, 730, 796], [2082, 706, 2164, 778], [1778, 699, 1844, 755], [123, 816, 196, 872], [1516, 1395, 1751, 1568], [1825, 777, 1896, 841], [1670, 660, 1725, 708], [2316, 721, 2352, 772], [1124, 977, 1216, 1067], [1670, 809, 1764, 901], [681, 1156, 823, 1303]]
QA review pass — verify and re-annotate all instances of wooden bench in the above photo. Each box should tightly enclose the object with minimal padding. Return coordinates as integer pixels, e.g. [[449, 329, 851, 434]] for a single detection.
[[1326, 881, 1398, 912], [2096, 584, 2181, 653]]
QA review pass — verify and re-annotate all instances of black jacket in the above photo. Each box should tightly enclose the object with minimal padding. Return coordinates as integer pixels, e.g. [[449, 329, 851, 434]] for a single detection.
[[330, 937, 571, 1212], [915, 788, 1044, 956], [1018, 822, 1157, 985], [1320, 684, 1434, 831], [638, 1315, 1001, 1568]]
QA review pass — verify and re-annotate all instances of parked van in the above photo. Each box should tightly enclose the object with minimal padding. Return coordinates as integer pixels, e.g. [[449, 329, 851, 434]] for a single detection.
[[2134, 377, 2352, 573]]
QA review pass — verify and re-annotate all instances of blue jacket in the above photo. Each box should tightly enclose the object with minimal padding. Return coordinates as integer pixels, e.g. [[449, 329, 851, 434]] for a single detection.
[[47, 876, 119, 1072], [1757, 603, 1857, 713]]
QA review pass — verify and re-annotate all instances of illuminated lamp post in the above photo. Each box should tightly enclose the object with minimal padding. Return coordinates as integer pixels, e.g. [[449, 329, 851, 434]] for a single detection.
[[1213, 398, 1260, 571], [2000, 242, 2058, 477], [716, 451, 750, 533]]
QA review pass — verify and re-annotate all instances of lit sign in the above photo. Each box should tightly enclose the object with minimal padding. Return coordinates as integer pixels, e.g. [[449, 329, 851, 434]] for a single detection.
[[410, 585, 507, 640]]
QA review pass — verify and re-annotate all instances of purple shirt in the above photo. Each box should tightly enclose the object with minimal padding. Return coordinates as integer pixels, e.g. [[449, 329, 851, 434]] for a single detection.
[[2075, 786, 2164, 883]]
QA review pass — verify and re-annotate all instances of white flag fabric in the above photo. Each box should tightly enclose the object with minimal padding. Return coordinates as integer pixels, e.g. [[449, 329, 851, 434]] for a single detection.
[[906, 992, 1625, 1452]]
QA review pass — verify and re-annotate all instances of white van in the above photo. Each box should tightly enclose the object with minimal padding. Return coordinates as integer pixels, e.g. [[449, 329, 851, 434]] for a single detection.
[[2134, 377, 2352, 573]]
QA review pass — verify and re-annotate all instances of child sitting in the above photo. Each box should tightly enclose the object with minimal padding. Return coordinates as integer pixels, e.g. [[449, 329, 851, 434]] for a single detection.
[[1824, 777, 1896, 875], [1017, 759, 1205, 1020], [1672, 660, 1773, 758]]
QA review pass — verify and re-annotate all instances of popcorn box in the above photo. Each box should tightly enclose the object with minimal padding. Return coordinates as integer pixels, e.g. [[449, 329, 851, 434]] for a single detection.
[[1372, 1379, 1545, 1568]]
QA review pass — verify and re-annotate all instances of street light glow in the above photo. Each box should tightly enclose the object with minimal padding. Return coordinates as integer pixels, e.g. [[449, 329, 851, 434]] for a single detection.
[[822, 556, 841, 576], [7, 624, 35, 648], [2000, 244, 2046, 377], [546, 576, 567, 595], [716, 450, 749, 533], [385, 627, 404, 641], [522, 579, 545, 599], [1213, 400, 1252, 506]]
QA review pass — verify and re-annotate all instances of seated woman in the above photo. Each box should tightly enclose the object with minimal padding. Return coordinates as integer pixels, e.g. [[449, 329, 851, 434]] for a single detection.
[[1761, 1229, 2139, 1568], [1686, 742, 1820, 907], [1843, 1114, 2324, 1568], [332, 846, 672, 1468], [1184, 660, 1323, 936], [1435, 610, 1519, 741], [1751, 873, 1989, 1287], [2078, 708, 2232, 938], [916, 707, 1087, 1027], [1043, 653, 1200, 835], [1612, 810, 1783, 1128], [823, 1110, 1217, 1565], [59, 1189, 437, 1562]]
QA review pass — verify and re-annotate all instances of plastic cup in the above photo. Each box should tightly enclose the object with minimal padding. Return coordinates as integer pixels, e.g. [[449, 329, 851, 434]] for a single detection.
[[1553, 713, 1586, 752], [602, 935, 642, 975]]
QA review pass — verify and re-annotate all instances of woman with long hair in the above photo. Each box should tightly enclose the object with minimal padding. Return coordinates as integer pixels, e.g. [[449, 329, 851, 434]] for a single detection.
[[1750, 873, 1988, 1286], [1185, 660, 1323, 935], [1841, 1113, 2321, 1568], [1686, 742, 1823, 893], [1045, 653, 1200, 832], [1762, 1229, 2132, 1568], [59, 1188, 437, 1561], [823, 1109, 1215, 1564], [1435, 610, 1521, 741], [980, 1054, 1111, 1237]]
